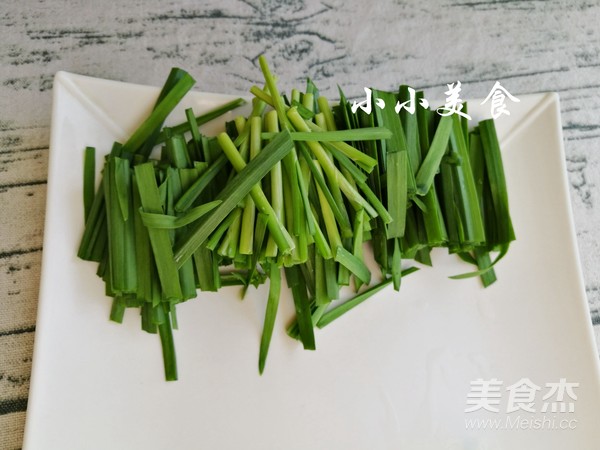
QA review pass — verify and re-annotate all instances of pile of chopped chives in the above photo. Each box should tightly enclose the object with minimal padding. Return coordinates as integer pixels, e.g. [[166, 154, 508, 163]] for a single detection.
[[78, 57, 514, 381]]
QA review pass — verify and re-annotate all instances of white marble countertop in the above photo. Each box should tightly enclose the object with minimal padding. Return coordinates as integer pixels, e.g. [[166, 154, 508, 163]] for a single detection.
[[1, 1, 599, 448]]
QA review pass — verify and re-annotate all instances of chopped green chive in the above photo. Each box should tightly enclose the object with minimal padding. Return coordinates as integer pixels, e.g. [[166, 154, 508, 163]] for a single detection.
[[174, 130, 296, 267], [258, 263, 281, 374], [83, 146, 96, 221], [78, 60, 515, 381]]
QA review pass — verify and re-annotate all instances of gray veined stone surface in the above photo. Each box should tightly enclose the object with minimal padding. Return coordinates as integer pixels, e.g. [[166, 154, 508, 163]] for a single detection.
[[1, 0, 600, 448]]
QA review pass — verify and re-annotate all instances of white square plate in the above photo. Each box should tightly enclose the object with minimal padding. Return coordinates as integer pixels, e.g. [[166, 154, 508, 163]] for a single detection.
[[23, 72, 600, 449]]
